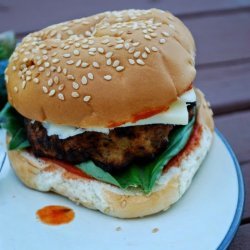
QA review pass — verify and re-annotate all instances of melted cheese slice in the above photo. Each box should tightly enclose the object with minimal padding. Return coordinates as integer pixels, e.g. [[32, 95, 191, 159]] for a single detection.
[[42, 88, 196, 138]]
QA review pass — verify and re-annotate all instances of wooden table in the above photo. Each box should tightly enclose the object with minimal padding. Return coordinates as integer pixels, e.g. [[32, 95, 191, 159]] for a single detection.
[[1, 0, 249, 248]]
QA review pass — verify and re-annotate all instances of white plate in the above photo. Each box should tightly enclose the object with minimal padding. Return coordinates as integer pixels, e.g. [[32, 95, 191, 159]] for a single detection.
[[0, 129, 244, 250]]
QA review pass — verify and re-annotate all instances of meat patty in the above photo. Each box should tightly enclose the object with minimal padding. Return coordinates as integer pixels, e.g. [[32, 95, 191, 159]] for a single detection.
[[24, 105, 195, 173], [25, 121, 173, 172]]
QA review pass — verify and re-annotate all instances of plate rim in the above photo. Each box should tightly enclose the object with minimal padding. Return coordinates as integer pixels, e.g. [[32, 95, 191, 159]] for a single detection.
[[215, 129, 245, 250], [0, 129, 245, 249]]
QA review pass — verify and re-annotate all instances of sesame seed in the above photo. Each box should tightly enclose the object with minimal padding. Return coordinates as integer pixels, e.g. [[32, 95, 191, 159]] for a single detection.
[[97, 47, 104, 54], [49, 89, 56, 96], [72, 81, 79, 89], [58, 84, 64, 91], [142, 29, 147, 34], [23, 57, 28, 63], [81, 76, 88, 85], [67, 75, 75, 80], [133, 42, 140, 47], [12, 66, 16, 71], [85, 31, 92, 37], [22, 81, 26, 89], [169, 24, 175, 30], [63, 53, 71, 58], [150, 33, 157, 38], [42, 55, 48, 61], [142, 52, 148, 59], [42, 86, 48, 93], [124, 43, 130, 50], [133, 51, 141, 58], [87, 73, 94, 80], [106, 58, 112, 66], [104, 75, 112, 81], [63, 45, 70, 50], [112, 60, 120, 67], [81, 62, 89, 68], [116, 66, 124, 72], [36, 60, 42, 66], [48, 78, 53, 86], [159, 38, 166, 44], [26, 76, 31, 81], [88, 40, 95, 45], [92, 62, 100, 68], [71, 92, 79, 98], [26, 70, 32, 76], [145, 47, 151, 53], [57, 66, 62, 73], [162, 31, 170, 37], [144, 34, 151, 40], [151, 46, 158, 52], [128, 47, 135, 53], [74, 42, 81, 48], [105, 51, 113, 58], [83, 95, 91, 102], [54, 76, 59, 84], [136, 59, 145, 65], [44, 62, 50, 68], [58, 93, 65, 101], [128, 58, 135, 65], [81, 44, 89, 49], [89, 47, 97, 52], [33, 78, 39, 84], [75, 59, 82, 67], [66, 60, 74, 65], [63, 68, 68, 75], [52, 58, 60, 64], [102, 38, 110, 44], [42, 49, 48, 55], [39, 67, 45, 72], [14, 86, 18, 93], [115, 44, 123, 49]]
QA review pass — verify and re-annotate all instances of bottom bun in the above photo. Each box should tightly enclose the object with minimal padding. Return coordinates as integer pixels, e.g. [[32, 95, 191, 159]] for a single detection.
[[8, 89, 214, 218]]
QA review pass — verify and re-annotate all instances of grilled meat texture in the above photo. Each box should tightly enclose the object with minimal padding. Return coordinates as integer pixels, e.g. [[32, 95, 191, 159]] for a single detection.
[[24, 104, 195, 173], [25, 120, 173, 172]]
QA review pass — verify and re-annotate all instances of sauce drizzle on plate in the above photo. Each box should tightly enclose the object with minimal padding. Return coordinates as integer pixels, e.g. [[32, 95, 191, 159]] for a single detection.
[[36, 205, 75, 225]]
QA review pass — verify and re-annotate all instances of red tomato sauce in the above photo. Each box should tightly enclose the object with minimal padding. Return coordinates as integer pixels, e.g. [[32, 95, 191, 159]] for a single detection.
[[36, 205, 75, 225]]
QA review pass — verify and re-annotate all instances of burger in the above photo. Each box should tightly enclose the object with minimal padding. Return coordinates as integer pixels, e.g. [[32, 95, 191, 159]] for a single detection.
[[3, 9, 214, 218]]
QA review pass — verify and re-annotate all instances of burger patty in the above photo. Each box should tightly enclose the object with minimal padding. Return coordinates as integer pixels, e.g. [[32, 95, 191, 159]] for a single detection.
[[24, 105, 195, 173]]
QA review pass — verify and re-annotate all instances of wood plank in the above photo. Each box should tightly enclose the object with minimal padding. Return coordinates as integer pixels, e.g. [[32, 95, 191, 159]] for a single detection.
[[0, 0, 250, 34], [229, 224, 250, 249], [215, 111, 250, 164], [195, 62, 250, 115], [241, 162, 250, 221], [183, 11, 250, 65]]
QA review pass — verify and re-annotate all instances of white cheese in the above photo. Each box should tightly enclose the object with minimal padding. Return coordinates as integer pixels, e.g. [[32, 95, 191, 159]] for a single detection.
[[179, 88, 196, 103], [42, 88, 196, 138]]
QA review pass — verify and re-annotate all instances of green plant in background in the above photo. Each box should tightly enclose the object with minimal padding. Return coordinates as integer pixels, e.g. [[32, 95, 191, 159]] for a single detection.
[[0, 31, 16, 110]]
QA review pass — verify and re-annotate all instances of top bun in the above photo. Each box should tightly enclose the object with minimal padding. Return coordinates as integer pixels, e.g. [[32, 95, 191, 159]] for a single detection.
[[6, 9, 196, 128]]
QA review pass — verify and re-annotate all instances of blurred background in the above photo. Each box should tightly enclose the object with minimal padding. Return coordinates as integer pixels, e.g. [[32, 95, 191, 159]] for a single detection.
[[0, 0, 250, 248]]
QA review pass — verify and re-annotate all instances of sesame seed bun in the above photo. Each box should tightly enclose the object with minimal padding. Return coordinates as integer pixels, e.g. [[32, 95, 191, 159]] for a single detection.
[[7, 89, 214, 218], [5, 9, 196, 128]]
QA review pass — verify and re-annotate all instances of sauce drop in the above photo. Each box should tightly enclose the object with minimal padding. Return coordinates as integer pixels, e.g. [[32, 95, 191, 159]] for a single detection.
[[36, 205, 75, 225]]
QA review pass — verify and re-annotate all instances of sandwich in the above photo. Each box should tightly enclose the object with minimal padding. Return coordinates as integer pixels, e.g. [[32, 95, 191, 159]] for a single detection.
[[3, 9, 214, 218]]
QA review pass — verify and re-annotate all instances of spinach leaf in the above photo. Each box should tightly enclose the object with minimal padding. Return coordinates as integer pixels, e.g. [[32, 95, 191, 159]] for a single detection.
[[77, 161, 121, 187], [0, 102, 30, 150], [0, 31, 16, 60], [0, 60, 8, 110], [77, 116, 195, 193]]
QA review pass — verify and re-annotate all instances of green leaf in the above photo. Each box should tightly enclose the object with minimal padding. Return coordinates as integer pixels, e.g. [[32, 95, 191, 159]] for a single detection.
[[0, 31, 16, 60], [77, 161, 121, 187], [0, 102, 30, 150], [76, 114, 195, 193]]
